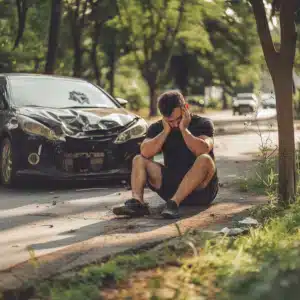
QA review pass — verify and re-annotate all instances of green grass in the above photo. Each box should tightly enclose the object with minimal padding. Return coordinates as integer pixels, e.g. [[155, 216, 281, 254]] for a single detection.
[[32, 231, 214, 300], [237, 156, 278, 199], [179, 199, 300, 300]]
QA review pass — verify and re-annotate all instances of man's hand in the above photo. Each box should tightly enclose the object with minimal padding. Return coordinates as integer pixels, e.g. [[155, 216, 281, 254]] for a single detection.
[[179, 107, 191, 131], [162, 118, 171, 135]]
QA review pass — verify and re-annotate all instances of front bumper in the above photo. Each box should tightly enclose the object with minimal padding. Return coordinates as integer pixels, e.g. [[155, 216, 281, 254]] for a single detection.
[[13, 132, 144, 181], [16, 168, 131, 181]]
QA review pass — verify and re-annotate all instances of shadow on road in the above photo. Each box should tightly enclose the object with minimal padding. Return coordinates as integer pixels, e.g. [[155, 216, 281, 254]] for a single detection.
[[28, 205, 210, 251]]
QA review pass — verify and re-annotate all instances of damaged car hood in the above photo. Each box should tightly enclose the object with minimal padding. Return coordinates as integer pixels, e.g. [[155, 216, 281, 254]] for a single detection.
[[16, 106, 138, 134]]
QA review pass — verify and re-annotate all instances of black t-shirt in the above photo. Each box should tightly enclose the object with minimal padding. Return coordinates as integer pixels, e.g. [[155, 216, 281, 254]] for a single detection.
[[146, 114, 215, 172]]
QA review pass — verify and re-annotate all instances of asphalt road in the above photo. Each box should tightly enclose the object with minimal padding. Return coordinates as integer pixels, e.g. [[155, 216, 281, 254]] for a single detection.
[[0, 109, 293, 272], [205, 107, 277, 122]]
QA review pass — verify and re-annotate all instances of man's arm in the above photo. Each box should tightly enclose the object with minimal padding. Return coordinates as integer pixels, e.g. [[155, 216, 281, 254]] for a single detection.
[[140, 131, 169, 158], [140, 120, 170, 158], [181, 130, 213, 157], [179, 110, 214, 157]]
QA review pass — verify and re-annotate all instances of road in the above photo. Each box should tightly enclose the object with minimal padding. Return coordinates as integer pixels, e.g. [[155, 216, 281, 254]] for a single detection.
[[205, 107, 277, 122], [1, 127, 300, 273]]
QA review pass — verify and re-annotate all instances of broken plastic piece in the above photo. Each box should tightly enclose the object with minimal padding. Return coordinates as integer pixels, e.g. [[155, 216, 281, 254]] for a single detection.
[[238, 217, 259, 226], [220, 227, 249, 236]]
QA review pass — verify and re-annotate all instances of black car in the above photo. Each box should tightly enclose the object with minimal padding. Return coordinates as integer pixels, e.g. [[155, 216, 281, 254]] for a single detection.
[[0, 73, 148, 186]]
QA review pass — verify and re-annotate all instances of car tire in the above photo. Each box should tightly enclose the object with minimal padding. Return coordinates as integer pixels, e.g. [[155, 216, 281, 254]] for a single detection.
[[0, 138, 17, 187]]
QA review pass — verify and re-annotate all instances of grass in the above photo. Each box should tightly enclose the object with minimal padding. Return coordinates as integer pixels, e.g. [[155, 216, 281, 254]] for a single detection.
[[31, 231, 214, 300]]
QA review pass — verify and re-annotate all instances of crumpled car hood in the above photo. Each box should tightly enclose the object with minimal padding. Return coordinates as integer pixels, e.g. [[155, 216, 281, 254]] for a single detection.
[[16, 106, 138, 134]]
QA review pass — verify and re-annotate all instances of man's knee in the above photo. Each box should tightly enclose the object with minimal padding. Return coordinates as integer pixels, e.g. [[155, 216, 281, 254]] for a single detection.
[[194, 154, 215, 170], [132, 154, 149, 167]]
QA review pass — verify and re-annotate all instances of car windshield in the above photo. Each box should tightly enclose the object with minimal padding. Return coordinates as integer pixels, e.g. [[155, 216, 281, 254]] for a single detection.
[[8, 76, 118, 109]]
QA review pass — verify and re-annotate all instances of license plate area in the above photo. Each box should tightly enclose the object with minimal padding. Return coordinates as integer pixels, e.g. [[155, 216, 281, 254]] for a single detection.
[[73, 157, 90, 173], [63, 152, 105, 173]]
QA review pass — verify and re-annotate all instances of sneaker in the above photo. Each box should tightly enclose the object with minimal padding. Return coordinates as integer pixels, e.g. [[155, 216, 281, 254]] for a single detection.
[[161, 200, 180, 219], [112, 198, 150, 217]]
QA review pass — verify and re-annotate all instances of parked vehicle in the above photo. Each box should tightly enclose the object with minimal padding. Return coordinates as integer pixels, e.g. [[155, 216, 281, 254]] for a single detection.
[[261, 93, 276, 109], [0, 73, 148, 186], [232, 93, 258, 115]]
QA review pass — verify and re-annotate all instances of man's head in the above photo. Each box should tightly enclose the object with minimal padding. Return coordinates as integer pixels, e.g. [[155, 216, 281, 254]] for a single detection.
[[158, 90, 187, 129]]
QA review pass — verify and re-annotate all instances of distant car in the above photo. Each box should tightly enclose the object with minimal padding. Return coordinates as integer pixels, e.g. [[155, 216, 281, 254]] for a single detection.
[[261, 93, 276, 109], [0, 73, 148, 186], [232, 93, 258, 115]]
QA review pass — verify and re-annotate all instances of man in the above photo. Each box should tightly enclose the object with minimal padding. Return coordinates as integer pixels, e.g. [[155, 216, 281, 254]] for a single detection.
[[113, 90, 219, 219]]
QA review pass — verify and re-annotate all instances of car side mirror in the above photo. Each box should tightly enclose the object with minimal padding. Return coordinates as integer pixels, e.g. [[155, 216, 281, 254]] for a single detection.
[[116, 97, 128, 108]]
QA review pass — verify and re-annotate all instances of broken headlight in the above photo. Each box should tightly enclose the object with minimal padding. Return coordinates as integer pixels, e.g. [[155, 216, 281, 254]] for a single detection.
[[18, 116, 65, 141], [114, 118, 148, 144]]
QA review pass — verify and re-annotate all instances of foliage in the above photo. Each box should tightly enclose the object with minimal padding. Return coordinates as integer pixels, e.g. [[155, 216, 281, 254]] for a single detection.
[[0, 0, 268, 114]]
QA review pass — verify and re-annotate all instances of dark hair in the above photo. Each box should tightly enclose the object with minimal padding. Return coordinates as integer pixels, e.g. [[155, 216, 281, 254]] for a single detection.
[[157, 90, 185, 117]]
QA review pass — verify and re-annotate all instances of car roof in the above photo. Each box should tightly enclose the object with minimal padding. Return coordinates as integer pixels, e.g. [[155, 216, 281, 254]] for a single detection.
[[0, 73, 88, 83]]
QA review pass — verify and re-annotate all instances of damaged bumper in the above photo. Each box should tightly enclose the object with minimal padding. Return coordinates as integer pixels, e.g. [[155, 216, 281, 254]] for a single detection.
[[14, 133, 143, 181]]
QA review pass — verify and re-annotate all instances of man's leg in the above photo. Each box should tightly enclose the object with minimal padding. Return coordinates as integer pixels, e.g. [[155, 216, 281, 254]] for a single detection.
[[131, 154, 163, 203], [161, 154, 216, 218], [113, 155, 163, 216]]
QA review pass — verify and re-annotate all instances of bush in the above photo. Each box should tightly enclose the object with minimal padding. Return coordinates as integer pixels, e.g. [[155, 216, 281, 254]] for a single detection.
[[207, 98, 222, 109]]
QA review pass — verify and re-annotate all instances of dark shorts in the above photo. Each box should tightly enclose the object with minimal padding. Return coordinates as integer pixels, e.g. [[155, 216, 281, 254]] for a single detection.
[[147, 165, 219, 206]]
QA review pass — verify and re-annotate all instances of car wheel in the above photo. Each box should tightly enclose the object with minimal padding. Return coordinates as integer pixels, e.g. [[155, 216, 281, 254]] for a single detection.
[[0, 138, 17, 187]]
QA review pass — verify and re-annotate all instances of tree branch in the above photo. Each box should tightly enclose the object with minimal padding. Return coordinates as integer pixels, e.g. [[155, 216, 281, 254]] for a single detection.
[[249, 0, 278, 72]]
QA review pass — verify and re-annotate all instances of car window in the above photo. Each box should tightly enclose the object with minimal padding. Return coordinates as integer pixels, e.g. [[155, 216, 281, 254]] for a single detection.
[[8, 76, 119, 109]]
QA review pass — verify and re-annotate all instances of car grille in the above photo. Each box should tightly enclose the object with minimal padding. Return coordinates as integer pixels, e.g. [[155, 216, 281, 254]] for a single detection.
[[55, 136, 120, 173], [62, 152, 105, 173]]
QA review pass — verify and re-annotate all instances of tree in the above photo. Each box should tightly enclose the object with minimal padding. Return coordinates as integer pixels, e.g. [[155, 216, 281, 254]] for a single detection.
[[65, 0, 90, 77], [45, 0, 62, 74], [116, 0, 189, 116], [249, 0, 299, 204]]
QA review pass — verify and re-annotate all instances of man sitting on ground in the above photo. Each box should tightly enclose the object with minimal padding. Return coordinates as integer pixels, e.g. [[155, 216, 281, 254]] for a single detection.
[[113, 90, 219, 219]]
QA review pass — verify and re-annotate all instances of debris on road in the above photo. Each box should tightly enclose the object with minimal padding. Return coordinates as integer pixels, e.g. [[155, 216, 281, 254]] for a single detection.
[[220, 227, 249, 236], [27, 213, 58, 217], [238, 217, 259, 226], [42, 225, 54, 228]]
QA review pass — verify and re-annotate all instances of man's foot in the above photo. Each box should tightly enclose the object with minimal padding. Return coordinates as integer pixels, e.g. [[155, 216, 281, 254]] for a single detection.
[[161, 200, 180, 219], [112, 198, 150, 217]]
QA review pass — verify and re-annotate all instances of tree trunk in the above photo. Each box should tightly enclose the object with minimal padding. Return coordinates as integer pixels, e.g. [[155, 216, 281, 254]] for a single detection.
[[273, 67, 296, 204], [149, 84, 157, 116], [73, 37, 82, 77], [222, 92, 228, 110], [108, 46, 116, 97], [34, 57, 40, 72], [91, 46, 101, 85], [90, 24, 101, 86], [45, 0, 62, 74]]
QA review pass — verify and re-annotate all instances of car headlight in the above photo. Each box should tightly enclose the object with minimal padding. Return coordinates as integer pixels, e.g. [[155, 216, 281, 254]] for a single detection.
[[18, 116, 65, 141], [114, 118, 148, 144]]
